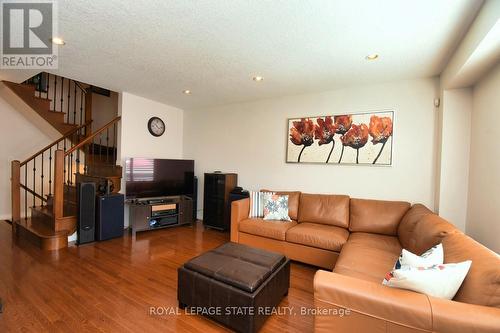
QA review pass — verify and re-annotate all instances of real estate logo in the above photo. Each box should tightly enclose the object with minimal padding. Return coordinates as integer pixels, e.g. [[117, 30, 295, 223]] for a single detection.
[[0, 0, 58, 69]]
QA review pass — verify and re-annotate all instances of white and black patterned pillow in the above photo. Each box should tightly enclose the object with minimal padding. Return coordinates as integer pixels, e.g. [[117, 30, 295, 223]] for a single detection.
[[263, 194, 291, 221]]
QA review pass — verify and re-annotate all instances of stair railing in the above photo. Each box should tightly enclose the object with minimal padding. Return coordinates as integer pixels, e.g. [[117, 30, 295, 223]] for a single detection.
[[11, 122, 92, 223], [53, 116, 121, 220], [23, 72, 92, 128]]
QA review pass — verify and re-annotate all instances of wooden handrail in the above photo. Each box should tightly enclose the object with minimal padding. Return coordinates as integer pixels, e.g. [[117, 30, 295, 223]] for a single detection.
[[20, 121, 92, 166], [74, 81, 87, 93], [65, 116, 120, 156], [20, 184, 47, 202]]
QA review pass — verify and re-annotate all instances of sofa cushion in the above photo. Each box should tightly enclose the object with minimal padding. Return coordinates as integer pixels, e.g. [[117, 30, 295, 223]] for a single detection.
[[349, 198, 411, 235], [399, 206, 459, 255], [397, 204, 434, 250], [347, 232, 402, 254], [239, 218, 297, 241], [261, 190, 301, 220], [334, 233, 401, 283], [285, 223, 349, 252], [442, 232, 500, 308], [298, 193, 350, 228]]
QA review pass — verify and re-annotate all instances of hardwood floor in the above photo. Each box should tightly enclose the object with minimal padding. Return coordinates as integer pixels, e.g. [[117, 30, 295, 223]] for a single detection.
[[0, 221, 316, 332]]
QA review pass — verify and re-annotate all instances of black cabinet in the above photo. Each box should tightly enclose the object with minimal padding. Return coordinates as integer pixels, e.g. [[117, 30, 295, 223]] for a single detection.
[[203, 173, 237, 231]]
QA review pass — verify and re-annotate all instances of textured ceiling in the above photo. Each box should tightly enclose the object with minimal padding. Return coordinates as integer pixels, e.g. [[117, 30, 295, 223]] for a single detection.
[[1, 0, 483, 109]]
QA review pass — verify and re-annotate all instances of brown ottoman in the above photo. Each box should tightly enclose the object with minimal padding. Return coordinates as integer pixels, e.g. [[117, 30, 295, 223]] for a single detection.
[[178, 242, 290, 333]]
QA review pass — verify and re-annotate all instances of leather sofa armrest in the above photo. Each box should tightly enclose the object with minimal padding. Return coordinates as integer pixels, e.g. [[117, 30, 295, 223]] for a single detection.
[[230, 198, 249, 243], [313, 270, 432, 332], [429, 296, 500, 333]]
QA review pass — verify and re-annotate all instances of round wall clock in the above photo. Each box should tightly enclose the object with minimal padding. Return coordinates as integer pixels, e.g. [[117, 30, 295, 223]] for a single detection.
[[147, 117, 165, 137]]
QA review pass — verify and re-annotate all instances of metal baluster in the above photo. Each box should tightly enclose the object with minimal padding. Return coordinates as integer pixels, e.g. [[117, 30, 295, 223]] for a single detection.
[[48, 147, 52, 196], [70, 133, 75, 184], [41, 152, 44, 206], [60, 77, 64, 115], [63, 139, 67, 185], [106, 128, 110, 164], [76, 129, 81, 175], [53, 74, 57, 111], [80, 89, 83, 126], [113, 123, 117, 164], [84, 141, 88, 175], [73, 81, 77, 125], [67, 80, 71, 122], [24, 166, 27, 219], [99, 133, 103, 164], [46, 73, 49, 101], [70, 151, 73, 185], [33, 158, 36, 207]]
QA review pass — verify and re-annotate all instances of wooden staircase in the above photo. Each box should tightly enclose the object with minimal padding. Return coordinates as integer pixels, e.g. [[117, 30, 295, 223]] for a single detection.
[[8, 73, 121, 250]]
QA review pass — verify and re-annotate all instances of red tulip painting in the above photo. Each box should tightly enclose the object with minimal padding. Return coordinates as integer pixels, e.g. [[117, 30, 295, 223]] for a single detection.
[[340, 123, 369, 164], [287, 111, 394, 165], [334, 115, 352, 163], [289, 118, 315, 162], [314, 117, 338, 163], [369, 115, 393, 164]]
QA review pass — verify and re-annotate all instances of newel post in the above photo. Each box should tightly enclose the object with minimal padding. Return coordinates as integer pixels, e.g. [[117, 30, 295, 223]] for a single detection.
[[53, 149, 64, 220], [11, 160, 21, 227]]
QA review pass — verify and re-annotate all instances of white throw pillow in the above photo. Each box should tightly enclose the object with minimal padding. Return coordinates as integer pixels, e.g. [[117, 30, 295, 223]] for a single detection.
[[382, 260, 472, 300], [394, 244, 443, 269], [248, 191, 274, 218]]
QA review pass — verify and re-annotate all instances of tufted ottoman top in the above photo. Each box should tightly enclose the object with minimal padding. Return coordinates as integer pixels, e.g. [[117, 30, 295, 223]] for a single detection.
[[183, 242, 286, 293]]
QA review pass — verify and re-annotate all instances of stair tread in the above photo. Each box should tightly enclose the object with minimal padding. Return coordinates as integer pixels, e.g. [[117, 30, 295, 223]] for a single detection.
[[32, 204, 76, 218], [16, 218, 67, 238], [33, 96, 52, 102]]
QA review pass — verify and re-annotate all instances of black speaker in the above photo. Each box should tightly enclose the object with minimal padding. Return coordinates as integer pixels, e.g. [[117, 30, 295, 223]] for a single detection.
[[96, 193, 124, 241], [77, 182, 96, 244], [192, 176, 198, 222]]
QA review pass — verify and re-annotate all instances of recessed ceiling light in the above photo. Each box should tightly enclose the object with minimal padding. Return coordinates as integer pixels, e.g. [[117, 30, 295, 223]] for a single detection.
[[51, 37, 65, 45], [365, 54, 379, 60], [252, 76, 264, 82], [182, 89, 192, 95]]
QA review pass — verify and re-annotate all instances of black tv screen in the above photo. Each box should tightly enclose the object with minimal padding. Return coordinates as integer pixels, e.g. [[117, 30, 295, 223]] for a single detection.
[[125, 158, 194, 199]]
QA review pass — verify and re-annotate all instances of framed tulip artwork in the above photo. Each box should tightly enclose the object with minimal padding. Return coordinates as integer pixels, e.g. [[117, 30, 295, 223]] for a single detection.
[[287, 110, 394, 165]]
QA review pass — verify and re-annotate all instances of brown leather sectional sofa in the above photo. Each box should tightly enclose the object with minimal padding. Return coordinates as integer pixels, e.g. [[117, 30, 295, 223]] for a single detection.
[[230, 191, 500, 333]]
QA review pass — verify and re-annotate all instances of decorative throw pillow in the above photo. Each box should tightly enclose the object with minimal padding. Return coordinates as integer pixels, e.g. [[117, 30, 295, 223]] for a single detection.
[[382, 260, 472, 300], [394, 244, 443, 269], [248, 191, 274, 218], [263, 194, 291, 221]]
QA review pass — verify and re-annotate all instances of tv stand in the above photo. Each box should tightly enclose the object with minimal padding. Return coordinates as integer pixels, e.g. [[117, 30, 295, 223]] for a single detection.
[[129, 195, 193, 237]]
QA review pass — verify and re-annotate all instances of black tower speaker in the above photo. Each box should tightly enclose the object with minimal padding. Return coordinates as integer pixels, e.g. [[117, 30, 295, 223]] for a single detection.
[[192, 176, 198, 222], [77, 182, 96, 244], [96, 193, 124, 241]]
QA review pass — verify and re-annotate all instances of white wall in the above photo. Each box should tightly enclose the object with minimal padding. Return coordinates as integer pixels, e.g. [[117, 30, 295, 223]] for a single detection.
[[0, 92, 53, 220], [184, 78, 439, 218], [92, 91, 119, 145], [438, 89, 472, 231], [467, 62, 500, 253], [117, 92, 184, 227], [118, 92, 183, 161]]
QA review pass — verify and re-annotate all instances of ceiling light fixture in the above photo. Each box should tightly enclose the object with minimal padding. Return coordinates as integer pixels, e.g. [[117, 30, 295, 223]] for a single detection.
[[252, 76, 264, 82], [182, 89, 192, 95], [365, 54, 379, 61], [51, 37, 66, 45]]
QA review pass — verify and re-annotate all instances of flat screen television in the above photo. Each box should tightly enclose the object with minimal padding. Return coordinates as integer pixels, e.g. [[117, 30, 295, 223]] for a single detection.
[[125, 158, 194, 199]]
